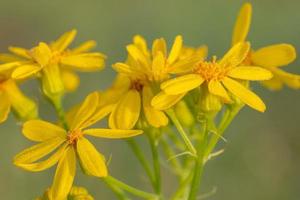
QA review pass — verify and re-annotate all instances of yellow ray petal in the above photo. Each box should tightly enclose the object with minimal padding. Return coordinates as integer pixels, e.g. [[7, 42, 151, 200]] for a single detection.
[[126, 44, 150, 68], [208, 80, 231, 102], [12, 64, 41, 79], [219, 42, 250, 67], [161, 74, 204, 95], [232, 3, 252, 45], [30, 42, 52, 66], [142, 86, 168, 127], [8, 46, 31, 59], [70, 92, 99, 130], [16, 143, 67, 172], [167, 35, 183, 65], [50, 147, 76, 200], [61, 53, 106, 71], [152, 38, 167, 57], [0, 53, 24, 63], [133, 35, 149, 56], [51, 29, 77, 52], [261, 78, 283, 91], [167, 56, 200, 74], [265, 66, 300, 89], [222, 77, 266, 112], [77, 137, 107, 177], [251, 44, 296, 67], [14, 137, 65, 165], [112, 62, 141, 76], [109, 89, 141, 129], [61, 70, 80, 92], [84, 128, 143, 139], [0, 92, 11, 123], [0, 62, 21, 73], [151, 91, 186, 110], [42, 64, 64, 97], [71, 40, 97, 54], [152, 52, 166, 76], [228, 66, 273, 80], [23, 120, 67, 142]]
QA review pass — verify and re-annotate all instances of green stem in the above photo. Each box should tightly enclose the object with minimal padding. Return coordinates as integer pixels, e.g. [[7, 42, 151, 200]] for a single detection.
[[104, 176, 158, 200], [104, 179, 131, 200], [170, 171, 193, 200], [52, 96, 68, 130], [166, 109, 197, 156], [126, 139, 156, 189]]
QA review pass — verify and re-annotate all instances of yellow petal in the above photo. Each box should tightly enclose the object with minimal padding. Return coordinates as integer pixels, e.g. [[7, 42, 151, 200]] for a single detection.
[[23, 120, 67, 142], [0, 54, 23, 63], [84, 128, 143, 139], [251, 44, 296, 67], [167, 56, 200, 74], [77, 137, 107, 177], [16, 143, 67, 172], [232, 3, 252, 45], [70, 92, 99, 130], [9, 46, 31, 59], [152, 52, 166, 77], [109, 89, 141, 129], [167, 35, 183, 65], [61, 70, 80, 92], [50, 147, 76, 200], [51, 29, 77, 52], [228, 66, 273, 80], [12, 64, 41, 79], [208, 80, 231, 102], [133, 35, 149, 56], [151, 91, 186, 110], [0, 92, 11, 123], [142, 86, 168, 127], [81, 103, 114, 128], [30, 42, 52, 66], [42, 64, 64, 97], [152, 38, 167, 57], [0, 62, 22, 73], [71, 40, 97, 54], [112, 62, 141, 76], [60, 53, 106, 71], [219, 42, 250, 67], [161, 74, 204, 95], [265, 67, 300, 89], [14, 137, 65, 165], [222, 77, 266, 112], [126, 44, 150, 68], [261, 78, 283, 91]]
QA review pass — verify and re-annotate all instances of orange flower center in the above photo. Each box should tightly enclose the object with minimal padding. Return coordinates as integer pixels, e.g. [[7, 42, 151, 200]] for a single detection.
[[130, 79, 144, 91], [67, 129, 83, 145]]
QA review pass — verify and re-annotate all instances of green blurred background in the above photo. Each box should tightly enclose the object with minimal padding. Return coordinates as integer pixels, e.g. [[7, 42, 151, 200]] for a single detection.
[[0, 0, 299, 199]]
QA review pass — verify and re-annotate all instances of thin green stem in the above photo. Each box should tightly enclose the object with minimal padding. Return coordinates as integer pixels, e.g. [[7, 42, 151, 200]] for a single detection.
[[126, 138, 156, 188], [104, 179, 131, 200], [104, 176, 158, 200], [166, 109, 197, 156], [170, 171, 193, 200], [52, 97, 68, 130]]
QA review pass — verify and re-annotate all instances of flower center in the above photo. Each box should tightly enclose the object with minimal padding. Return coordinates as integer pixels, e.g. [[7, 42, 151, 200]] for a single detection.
[[67, 129, 83, 145], [193, 57, 228, 81], [130, 79, 144, 91]]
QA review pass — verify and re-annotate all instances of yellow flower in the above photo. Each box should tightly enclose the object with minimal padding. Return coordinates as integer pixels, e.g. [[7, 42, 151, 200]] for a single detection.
[[152, 42, 273, 112], [36, 186, 94, 200], [0, 29, 106, 98], [232, 3, 300, 90], [107, 35, 204, 129], [0, 62, 37, 123], [14, 92, 142, 200]]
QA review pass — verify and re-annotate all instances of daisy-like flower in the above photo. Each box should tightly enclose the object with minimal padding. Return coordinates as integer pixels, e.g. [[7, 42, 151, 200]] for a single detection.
[[0, 62, 37, 123], [14, 92, 142, 200], [0, 29, 106, 99], [152, 42, 273, 112], [107, 35, 206, 129], [232, 3, 300, 90]]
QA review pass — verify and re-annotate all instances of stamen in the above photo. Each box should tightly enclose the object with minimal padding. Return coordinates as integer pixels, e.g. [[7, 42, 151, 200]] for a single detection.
[[193, 58, 229, 81], [67, 129, 83, 145]]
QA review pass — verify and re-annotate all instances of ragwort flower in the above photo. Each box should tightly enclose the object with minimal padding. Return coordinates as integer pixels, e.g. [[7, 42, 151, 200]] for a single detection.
[[152, 42, 273, 112], [107, 35, 206, 129], [14, 92, 142, 200], [232, 3, 300, 90]]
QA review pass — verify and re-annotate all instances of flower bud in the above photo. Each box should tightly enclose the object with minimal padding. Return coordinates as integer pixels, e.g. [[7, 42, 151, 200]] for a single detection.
[[198, 87, 222, 116]]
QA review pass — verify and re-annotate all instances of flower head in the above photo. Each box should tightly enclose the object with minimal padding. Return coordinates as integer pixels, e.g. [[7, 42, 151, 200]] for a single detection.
[[232, 3, 300, 90], [14, 92, 142, 200], [152, 42, 273, 112]]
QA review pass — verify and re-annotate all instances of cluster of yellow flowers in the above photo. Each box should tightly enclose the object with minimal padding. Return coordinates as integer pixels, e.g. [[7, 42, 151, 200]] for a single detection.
[[0, 3, 299, 200]]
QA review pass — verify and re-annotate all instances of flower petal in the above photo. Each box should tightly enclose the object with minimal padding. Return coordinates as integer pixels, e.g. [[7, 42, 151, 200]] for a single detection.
[[8, 46, 31, 59], [12, 64, 41, 79], [167, 35, 183, 65], [0, 92, 11, 123], [109, 89, 141, 129], [133, 35, 149, 56], [161, 74, 204, 95], [71, 40, 97, 54], [151, 91, 186, 110], [14, 137, 65, 165], [60, 53, 106, 71], [50, 146, 76, 200], [142, 86, 168, 127], [228, 66, 273, 80], [0, 62, 22, 73], [152, 38, 167, 57], [30, 42, 52, 66], [208, 80, 231, 102], [222, 77, 266, 112], [251, 44, 296, 67], [23, 120, 67, 142], [219, 42, 250, 67], [42, 64, 64, 96], [232, 3, 252, 45], [152, 52, 166, 77], [126, 44, 150, 68], [61, 70, 80, 92], [112, 62, 141, 76], [77, 137, 107, 177], [51, 29, 77, 52], [83, 128, 143, 139]]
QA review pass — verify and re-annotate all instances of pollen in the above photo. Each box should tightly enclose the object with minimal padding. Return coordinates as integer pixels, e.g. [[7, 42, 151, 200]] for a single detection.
[[67, 129, 83, 145]]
